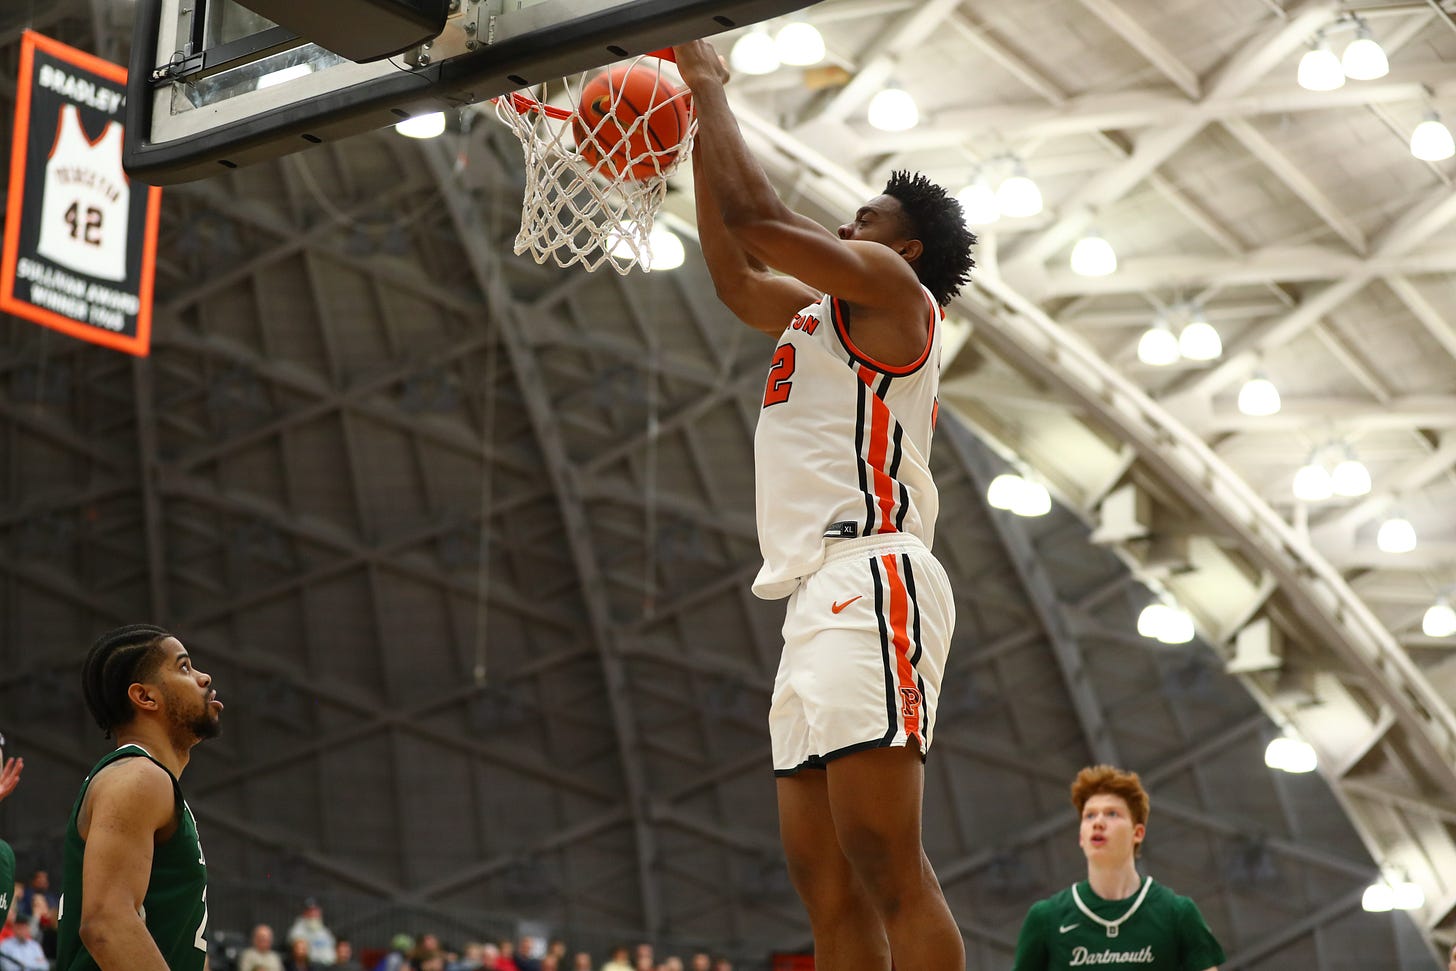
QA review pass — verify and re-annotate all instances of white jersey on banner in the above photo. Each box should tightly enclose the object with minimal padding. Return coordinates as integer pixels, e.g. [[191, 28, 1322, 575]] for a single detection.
[[752, 286, 943, 600], [37, 104, 129, 281]]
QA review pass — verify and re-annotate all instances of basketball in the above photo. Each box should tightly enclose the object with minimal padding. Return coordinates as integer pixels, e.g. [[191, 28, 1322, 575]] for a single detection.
[[572, 62, 691, 181]]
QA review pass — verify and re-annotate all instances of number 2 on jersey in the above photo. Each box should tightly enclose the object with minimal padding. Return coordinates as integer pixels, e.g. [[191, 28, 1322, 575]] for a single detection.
[[63, 201, 103, 246], [763, 344, 796, 407]]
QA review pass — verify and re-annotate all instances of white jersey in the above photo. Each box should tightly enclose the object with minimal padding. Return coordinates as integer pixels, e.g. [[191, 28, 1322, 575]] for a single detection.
[[752, 286, 943, 599], [37, 104, 129, 282]]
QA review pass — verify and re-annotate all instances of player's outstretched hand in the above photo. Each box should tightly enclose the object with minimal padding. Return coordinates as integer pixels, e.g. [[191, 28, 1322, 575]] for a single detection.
[[672, 39, 730, 90], [0, 756, 22, 803]]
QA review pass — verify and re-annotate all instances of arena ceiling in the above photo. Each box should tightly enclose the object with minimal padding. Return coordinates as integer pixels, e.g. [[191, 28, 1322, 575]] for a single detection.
[[1, 1, 1454, 968]]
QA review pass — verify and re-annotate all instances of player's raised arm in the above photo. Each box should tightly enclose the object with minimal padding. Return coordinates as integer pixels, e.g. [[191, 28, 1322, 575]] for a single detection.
[[673, 40, 921, 313], [76, 759, 177, 971], [690, 142, 819, 337]]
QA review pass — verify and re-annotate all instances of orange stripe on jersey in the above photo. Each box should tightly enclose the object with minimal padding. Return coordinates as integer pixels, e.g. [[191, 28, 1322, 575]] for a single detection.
[[880, 553, 922, 744], [832, 294, 938, 376], [858, 365, 899, 533]]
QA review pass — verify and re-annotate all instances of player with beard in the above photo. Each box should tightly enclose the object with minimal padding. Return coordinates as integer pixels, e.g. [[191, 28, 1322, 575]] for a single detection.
[[1012, 765, 1223, 971], [56, 625, 223, 971]]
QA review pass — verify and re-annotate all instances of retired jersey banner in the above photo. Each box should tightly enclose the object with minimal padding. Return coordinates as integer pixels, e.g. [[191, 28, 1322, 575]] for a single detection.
[[1, 31, 161, 356]]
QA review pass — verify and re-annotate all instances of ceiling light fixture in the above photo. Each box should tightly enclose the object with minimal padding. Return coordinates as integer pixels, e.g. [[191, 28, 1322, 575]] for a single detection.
[[996, 165, 1044, 219], [1422, 597, 1456, 637], [867, 84, 919, 132], [1264, 734, 1318, 774], [1177, 305, 1222, 361], [1298, 36, 1345, 91], [1329, 447, 1371, 497], [1292, 453, 1334, 502], [730, 28, 780, 75], [1237, 373, 1281, 416], [956, 177, 1001, 225], [1070, 231, 1117, 277], [1136, 319, 1180, 366], [774, 21, 825, 66], [1341, 20, 1388, 80], [1411, 111, 1456, 162], [1377, 514, 1417, 554]]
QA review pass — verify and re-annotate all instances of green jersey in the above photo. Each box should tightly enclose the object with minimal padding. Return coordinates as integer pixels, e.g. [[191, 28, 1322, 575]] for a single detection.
[[1012, 877, 1224, 971], [0, 839, 14, 926], [56, 745, 209, 971]]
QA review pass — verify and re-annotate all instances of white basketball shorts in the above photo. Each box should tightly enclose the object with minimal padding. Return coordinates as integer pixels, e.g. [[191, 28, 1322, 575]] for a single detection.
[[770, 533, 955, 776]]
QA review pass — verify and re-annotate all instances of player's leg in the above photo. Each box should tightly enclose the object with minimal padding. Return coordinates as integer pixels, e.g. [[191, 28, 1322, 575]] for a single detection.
[[825, 744, 963, 971], [776, 770, 891, 971]]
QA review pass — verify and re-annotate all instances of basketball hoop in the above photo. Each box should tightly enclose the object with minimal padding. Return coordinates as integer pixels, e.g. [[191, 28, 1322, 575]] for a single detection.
[[494, 51, 697, 274]]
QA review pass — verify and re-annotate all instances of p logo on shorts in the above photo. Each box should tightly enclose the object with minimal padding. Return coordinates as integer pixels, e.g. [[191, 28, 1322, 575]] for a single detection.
[[899, 685, 922, 718]]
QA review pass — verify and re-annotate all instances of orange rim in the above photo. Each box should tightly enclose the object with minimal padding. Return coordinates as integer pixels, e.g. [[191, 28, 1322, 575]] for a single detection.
[[494, 47, 678, 120]]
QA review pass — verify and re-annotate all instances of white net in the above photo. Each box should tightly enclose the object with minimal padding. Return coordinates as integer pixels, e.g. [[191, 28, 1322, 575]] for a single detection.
[[494, 54, 697, 274]]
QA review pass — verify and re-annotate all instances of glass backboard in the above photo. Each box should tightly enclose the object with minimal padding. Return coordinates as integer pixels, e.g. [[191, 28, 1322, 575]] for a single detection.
[[124, 0, 819, 185]]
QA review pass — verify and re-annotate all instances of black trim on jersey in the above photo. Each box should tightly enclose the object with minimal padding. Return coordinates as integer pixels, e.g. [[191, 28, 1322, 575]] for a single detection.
[[870, 557, 898, 743], [856, 378, 875, 536], [917, 672, 930, 749], [830, 293, 939, 377], [895, 481, 911, 532], [876, 373, 892, 399]]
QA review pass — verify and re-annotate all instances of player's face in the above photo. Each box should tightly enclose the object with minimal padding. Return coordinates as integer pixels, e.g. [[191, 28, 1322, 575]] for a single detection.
[[1079, 793, 1144, 864], [838, 195, 912, 251], [155, 637, 223, 740]]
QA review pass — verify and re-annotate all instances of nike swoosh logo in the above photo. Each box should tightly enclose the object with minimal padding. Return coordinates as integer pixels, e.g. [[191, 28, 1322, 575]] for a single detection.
[[1059, 924, 1079, 934], [831, 596, 863, 614]]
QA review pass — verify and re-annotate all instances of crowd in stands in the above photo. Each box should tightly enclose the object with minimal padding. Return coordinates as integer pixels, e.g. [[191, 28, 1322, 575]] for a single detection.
[[1, 873, 737, 971], [235, 905, 739, 971]]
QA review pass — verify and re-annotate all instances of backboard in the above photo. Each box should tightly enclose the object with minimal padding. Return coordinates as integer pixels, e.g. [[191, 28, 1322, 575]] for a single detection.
[[124, 0, 819, 185]]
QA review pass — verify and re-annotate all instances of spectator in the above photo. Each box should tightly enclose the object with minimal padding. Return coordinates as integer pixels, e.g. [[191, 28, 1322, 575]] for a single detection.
[[418, 953, 445, 971], [444, 941, 484, 971], [239, 924, 285, 971], [688, 956, 710, 971], [600, 946, 632, 971], [513, 936, 543, 971], [15, 869, 57, 955], [479, 944, 500, 969], [375, 934, 414, 971], [539, 959, 557, 971], [288, 898, 337, 966], [569, 953, 591, 971], [655, 959, 682, 971], [335, 939, 366, 971], [546, 942, 567, 966], [709, 961, 731, 971], [283, 936, 313, 971], [633, 958, 652, 971], [0, 917, 48, 971], [633, 945, 653, 970], [492, 939, 520, 971]]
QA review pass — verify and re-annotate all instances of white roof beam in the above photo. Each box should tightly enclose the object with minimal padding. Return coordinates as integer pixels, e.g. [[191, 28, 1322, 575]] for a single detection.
[[1385, 276, 1456, 367], [846, 59, 1456, 156], [1170, 189, 1456, 401], [1077, 0, 1200, 98], [1038, 244, 1456, 297], [1191, 396, 1456, 433], [1221, 118, 1368, 254], [794, 0, 966, 126], [1002, 1, 1339, 270]]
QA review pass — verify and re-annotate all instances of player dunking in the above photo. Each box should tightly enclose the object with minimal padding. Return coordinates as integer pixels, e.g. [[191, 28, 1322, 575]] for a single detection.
[[56, 625, 222, 971], [673, 40, 975, 971], [1012, 765, 1224, 971]]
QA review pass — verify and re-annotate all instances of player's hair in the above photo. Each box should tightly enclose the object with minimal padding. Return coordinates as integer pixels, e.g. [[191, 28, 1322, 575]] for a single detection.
[[881, 170, 976, 306], [1072, 764, 1151, 853], [1071, 764, 1150, 823], [81, 624, 173, 737]]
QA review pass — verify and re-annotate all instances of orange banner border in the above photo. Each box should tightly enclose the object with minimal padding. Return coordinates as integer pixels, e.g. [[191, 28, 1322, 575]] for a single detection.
[[0, 30, 162, 357]]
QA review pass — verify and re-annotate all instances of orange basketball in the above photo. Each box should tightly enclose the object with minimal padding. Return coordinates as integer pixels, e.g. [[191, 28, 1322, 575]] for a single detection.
[[572, 63, 691, 181]]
